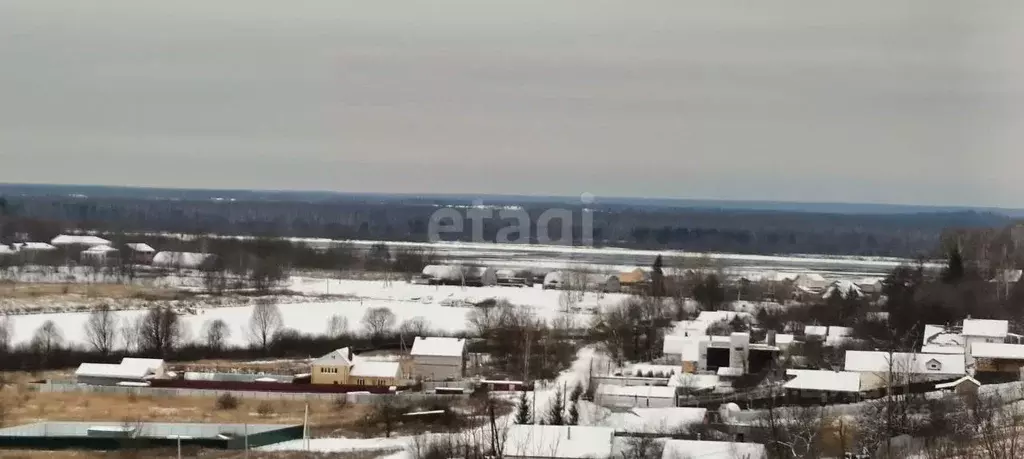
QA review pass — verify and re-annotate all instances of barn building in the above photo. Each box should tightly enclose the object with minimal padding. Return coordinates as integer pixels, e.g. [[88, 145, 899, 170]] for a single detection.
[[410, 337, 467, 381]]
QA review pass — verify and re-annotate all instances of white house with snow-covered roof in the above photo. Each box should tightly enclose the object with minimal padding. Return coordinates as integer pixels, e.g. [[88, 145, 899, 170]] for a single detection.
[[410, 336, 466, 381], [794, 273, 828, 291]]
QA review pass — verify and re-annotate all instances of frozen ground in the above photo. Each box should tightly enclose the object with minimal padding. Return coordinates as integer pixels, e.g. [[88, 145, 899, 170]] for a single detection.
[[5, 277, 622, 349]]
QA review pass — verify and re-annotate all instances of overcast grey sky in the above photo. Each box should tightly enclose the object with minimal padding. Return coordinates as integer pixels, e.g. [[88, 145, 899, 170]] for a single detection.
[[1, 1, 1022, 207]]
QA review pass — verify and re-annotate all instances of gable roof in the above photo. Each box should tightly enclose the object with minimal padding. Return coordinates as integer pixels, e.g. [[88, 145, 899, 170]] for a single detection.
[[844, 351, 965, 375], [784, 369, 862, 393], [312, 347, 353, 366], [51, 234, 111, 246], [411, 337, 465, 357], [19, 242, 56, 251], [962, 319, 1009, 339], [503, 425, 615, 459], [125, 243, 156, 253], [661, 440, 766, 459], [935, 375, 981, 390]]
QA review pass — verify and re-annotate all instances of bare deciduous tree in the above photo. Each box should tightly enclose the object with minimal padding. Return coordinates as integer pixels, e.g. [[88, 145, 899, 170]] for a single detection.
[[85, 304, 119, 356], [138, 305, 182, 357], [362, 307, 396, 339], [31, 320, 64, 359], [203, 319, 230, 352], [0, 315, 13, 354], [399, 316, 431, 340], [247, 300, 283, 353], [121, 316, 141, 354], [325, 314, 348, 339]]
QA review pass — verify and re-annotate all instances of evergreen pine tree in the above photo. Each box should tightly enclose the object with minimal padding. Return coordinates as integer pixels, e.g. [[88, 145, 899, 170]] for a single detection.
[[569, 382, 584, 403], [651, 255, 666, 297], [941, 246, 965, 284], [567, 401, 579, 426], [514, 391, 532, 424], [546, 390, 565, 425]]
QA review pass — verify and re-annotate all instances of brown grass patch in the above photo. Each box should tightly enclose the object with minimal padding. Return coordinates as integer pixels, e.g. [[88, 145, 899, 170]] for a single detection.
[[0, 283, 182, 301], [0, 386, 370, 437]]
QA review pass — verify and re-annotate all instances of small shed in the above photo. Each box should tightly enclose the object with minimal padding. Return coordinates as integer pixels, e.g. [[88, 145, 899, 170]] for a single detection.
[[80, 245, 119, 265], [125, 243, 156, 264], [935, 375, 981, 397]]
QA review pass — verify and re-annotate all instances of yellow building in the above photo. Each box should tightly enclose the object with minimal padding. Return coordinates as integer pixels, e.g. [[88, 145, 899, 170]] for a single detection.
[[310, 347, 404, 387], [311, 347, 354, 385]]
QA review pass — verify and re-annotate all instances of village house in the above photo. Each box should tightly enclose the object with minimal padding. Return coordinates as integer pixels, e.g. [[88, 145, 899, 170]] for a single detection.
[[410, 336, 467, 381], [844, 351, 966, 388], [310, 347, 403, 387], [80, 245, 119, 266], [125, 243, 156, 264], [783, 369, 877, 403]]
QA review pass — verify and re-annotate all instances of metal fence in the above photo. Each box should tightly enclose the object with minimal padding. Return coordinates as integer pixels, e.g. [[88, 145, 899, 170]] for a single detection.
[[31, 382, 466, 404]]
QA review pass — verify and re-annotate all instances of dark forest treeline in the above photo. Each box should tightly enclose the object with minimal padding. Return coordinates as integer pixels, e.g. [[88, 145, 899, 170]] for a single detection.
[[0, 193, 1011, 258]]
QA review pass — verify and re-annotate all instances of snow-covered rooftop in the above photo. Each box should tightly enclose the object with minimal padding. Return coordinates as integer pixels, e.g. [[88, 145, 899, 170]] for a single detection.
[[125, 243, 156, 253], [51, 234, 111, 246], [970, 343, 1024, 360], [120, 358, 164, 372], [596, 385, 677, 399], [823, 280, 863, 299], [410, 336, 466, 357], [784, 369, 862, 393], [962, 319, 1009, 339], [661, 440, 766, 459], [503, 425, 615, 459], [669, 374, 719, 392], [152, 251, 213, 268], [622, 408, 706, 433], [312, 347, 352, 366], [83, 245, 117, 253], [920, 344, 965, 355], [349, 361, 401, 379], [775, 334, 796, 345], [844, 351, 966, 375], [75, 363, 151, 380], [804, 325, 828, 337], [19, 242, 56, 251], [717, 367, 744, 377], [935, 375, 981, 390]]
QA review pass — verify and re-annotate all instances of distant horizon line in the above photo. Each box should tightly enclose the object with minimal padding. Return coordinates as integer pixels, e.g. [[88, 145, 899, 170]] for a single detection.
[[1, 181, 1021, 216]]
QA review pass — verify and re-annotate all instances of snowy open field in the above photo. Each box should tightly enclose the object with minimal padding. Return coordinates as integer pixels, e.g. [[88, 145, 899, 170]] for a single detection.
[[5, 277, 625, 349]]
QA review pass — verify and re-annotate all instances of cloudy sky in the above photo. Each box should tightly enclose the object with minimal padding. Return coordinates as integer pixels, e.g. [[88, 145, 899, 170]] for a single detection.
[[1, 1, 1022, 207]]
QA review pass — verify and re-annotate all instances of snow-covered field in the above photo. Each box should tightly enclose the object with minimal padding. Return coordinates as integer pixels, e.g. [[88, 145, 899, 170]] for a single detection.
[[5, 277, 625, 349]]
